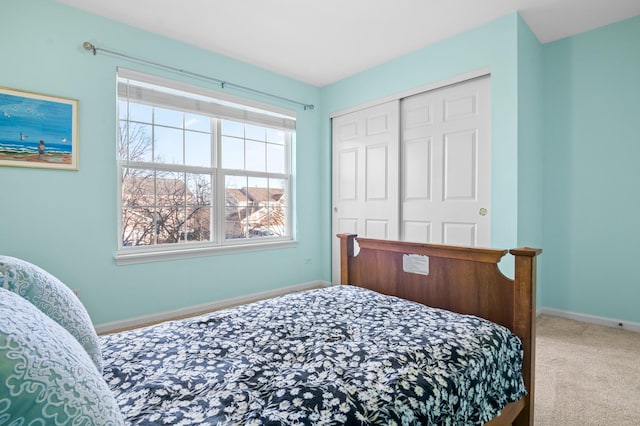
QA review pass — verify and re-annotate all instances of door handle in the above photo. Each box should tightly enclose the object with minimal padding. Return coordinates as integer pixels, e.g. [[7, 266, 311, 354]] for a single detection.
[[479, 208, 488, 216]]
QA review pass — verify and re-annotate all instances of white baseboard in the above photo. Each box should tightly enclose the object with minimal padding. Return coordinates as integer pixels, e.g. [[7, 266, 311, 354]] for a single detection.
[[538, 307, 640, 333], [95, 280, 331, 334]]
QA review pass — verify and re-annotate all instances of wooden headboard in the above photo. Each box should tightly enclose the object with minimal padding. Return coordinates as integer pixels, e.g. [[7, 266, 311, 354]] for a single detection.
[[338, 233, 541, 426]]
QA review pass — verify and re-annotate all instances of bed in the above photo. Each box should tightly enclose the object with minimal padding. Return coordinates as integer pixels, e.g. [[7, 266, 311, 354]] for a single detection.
[[0, 235, 540, 425], [337, 234, 541, 426]]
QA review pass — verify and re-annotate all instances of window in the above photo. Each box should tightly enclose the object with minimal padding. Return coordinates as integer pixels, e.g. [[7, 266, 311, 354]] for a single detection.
[[116, 70, 295, 262]]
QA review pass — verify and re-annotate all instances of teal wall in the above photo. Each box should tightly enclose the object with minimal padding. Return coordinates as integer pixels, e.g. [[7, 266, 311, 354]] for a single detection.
[[543, 15, 640, 322], [516, 16, 544, 305], [0, 0, 325, 325], [2, 0, 639, 326]]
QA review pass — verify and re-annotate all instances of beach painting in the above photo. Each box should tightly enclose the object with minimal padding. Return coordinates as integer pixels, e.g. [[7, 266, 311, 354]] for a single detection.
[[0, 87, 78, 170]]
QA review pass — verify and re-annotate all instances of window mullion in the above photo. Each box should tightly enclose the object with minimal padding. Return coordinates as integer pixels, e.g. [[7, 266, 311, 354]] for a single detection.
[[153, 169, 158, 246], [285, 132, 292, 238], [181, 120, 187, 244], [182, 171, 187, 243], [214, 119, 225, 245], [123, 161, 212, 174], [210, 118, 217, 245]]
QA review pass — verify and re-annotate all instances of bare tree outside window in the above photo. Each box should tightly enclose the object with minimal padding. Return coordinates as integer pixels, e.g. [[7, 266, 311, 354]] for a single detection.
[[119, 122, 213, 246]]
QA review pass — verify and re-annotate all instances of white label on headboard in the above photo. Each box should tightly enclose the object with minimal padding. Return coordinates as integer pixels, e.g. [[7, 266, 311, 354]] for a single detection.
[[403, 254, 429, 276]]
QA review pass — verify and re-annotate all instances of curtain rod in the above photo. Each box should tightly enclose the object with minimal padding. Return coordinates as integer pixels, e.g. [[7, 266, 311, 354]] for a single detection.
[[82, 42, 315, 111]]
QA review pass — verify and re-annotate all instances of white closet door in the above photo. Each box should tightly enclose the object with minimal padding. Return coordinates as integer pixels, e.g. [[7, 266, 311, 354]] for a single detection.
[[401, 76, 491, 246], [331, 100, 400, 283]]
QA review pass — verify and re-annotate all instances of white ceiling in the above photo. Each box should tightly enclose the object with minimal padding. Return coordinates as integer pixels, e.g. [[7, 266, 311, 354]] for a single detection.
[[57, 0, 640, 87]]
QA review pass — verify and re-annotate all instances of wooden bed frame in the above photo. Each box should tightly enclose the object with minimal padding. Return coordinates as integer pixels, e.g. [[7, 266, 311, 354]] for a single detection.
[[338, 234, 541, 426]]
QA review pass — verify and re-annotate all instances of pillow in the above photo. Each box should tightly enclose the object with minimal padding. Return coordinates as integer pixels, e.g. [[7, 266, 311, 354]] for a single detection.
[[0, 255, 102, 372], [0, 287, 124, 425]]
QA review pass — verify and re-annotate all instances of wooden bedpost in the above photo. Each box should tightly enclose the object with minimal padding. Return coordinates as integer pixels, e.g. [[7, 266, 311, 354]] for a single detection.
[[338, 233, 356, 284], [510, 247, 542, 426]]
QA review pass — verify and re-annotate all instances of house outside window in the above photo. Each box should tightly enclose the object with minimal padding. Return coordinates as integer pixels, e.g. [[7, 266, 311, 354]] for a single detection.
[[116, 69, 295, 263]]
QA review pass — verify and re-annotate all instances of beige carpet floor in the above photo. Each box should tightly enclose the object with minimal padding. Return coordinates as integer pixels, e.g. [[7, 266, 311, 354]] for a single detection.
[[535, 315, 640, 425]]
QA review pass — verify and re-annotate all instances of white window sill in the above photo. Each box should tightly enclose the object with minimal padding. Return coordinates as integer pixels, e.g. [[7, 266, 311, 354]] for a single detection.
[[114, 240, 297, 265]]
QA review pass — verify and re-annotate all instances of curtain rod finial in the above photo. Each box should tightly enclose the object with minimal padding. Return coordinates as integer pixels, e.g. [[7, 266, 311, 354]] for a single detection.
[[82, 41, 96, 55]]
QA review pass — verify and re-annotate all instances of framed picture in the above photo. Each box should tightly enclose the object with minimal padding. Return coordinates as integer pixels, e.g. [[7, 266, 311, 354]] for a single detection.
[[0, 87, 78, 170]]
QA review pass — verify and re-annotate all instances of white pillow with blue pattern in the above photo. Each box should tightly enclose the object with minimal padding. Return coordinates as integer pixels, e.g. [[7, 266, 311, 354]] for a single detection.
[[0, 287, 124, 425], [0, 255, 102, 372]]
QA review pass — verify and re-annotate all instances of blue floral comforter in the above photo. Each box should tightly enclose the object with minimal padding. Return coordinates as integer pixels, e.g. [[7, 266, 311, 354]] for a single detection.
[[101, 285, 526, 425]]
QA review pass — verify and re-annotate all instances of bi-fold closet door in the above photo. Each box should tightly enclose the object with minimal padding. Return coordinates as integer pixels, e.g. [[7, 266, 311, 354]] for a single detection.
[[332, 75, 491, 284]]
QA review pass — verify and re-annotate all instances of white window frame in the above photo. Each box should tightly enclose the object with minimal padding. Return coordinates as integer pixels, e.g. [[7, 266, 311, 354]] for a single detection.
[[115, 69, 296, 265]]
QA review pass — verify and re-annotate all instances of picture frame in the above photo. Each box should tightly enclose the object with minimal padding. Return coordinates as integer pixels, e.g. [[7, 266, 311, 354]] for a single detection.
[[0, 87, 78, 170]]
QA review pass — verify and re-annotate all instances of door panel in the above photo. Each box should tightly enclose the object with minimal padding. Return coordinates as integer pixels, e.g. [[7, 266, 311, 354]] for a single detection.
[[403, 221, 431, 243], [366, 144, 389, 200], [365, 219, 388, 239], [332, 101, 400, 283], [444, 92, 479, 122], [401, 76, 491, 247], [338, 149, 358, 200], [443, 129, 477, 200], [404, 138, 431, 199], [443, 222, 477, 246]]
